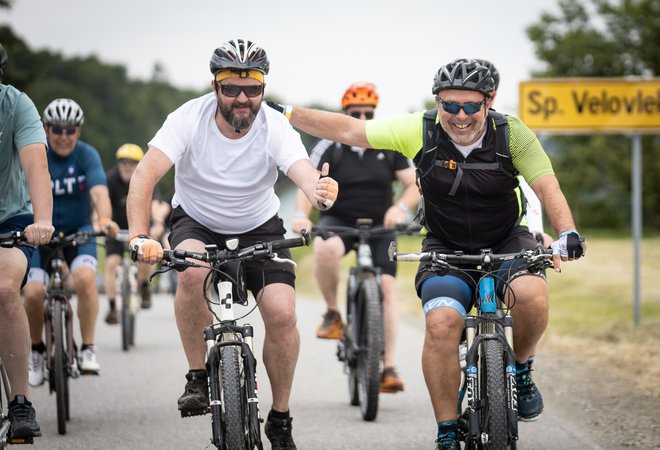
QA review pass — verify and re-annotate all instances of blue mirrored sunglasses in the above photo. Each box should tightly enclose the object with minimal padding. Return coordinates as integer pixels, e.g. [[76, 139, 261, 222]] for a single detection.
[[438, 98, 485, 115]]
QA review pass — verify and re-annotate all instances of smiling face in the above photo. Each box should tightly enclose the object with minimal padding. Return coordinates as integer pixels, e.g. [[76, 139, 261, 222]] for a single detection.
[[435, 89, 492, 146], [214, 77, 264, 134], [46, 125, 81, 157]]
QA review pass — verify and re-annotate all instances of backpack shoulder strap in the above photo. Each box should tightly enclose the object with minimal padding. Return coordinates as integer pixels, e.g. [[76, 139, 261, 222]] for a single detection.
[[489, 110, 516, 177], [330, 142, 344, 169]]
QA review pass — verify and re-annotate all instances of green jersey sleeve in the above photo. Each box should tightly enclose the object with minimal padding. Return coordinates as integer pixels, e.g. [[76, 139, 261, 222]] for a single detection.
[[365, 112, 425, 159], [507, 115, 554, 185]]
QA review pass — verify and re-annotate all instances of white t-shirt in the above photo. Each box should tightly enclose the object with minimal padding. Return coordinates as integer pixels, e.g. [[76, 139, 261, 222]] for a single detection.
[[150, 93, 308, 234]]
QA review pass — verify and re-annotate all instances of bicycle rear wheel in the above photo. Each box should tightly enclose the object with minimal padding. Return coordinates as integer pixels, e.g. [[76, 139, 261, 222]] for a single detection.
[[480, 338, 509, 449], [53, 301, 69, 435], [219, 345, 247, 450], [355, 276, 382, 421]]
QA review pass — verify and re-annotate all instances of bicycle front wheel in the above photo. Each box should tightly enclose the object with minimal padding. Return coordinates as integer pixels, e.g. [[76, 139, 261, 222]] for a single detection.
[[120, 270, 133, 351], [219, 345, 247, 450], [355, 276, 383, 421], [480, 338, 509, 449], [53, 301, 69, 435]]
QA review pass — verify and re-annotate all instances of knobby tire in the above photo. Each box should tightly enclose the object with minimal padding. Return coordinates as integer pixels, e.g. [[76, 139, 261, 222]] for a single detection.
[[356, 276, 382, 421], [481, 339, 509, 449], [345, 280, 359, 407], [220, 345, 247, 450], [121, 269, 133, 351], [53, 301, 68, 435]]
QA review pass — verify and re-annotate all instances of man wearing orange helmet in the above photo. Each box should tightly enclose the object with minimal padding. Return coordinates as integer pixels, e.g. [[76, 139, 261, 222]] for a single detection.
[[103, 144, 170, 324], [291, 82, 419, 393]]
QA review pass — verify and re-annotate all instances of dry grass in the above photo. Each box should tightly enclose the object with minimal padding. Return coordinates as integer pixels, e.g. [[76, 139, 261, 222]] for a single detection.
[[293, 235, 660, 394]]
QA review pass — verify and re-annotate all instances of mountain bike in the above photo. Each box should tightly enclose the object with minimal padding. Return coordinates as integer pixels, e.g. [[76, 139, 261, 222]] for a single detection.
[[40, 230, 104, 435], [0, 231, 33, 446], [313, 220, 420, 421], [389, 242, 553, 449], [151, 231, 311, 450], [114, 231, 140, 351]]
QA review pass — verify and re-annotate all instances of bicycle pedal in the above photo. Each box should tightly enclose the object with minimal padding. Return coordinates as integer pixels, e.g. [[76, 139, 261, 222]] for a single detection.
[[179, 408, 208, 418], [9, 436, 35, 445], [80, 369, 100, 376]]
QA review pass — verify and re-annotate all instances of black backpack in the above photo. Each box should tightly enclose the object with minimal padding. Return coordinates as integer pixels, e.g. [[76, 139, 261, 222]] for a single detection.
[[413, 109, 526, 231]]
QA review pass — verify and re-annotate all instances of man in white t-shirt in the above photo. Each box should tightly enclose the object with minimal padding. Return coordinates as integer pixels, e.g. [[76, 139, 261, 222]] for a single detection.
[[127, 39, 338, 450]]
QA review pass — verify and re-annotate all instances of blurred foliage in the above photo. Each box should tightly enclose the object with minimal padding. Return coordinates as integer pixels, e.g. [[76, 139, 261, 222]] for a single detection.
[[526, 0, 660, 230], [1, 25, 203, 195]]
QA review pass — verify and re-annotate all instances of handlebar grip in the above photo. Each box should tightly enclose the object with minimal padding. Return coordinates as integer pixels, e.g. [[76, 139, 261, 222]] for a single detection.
[[271, 231, 311, 251]]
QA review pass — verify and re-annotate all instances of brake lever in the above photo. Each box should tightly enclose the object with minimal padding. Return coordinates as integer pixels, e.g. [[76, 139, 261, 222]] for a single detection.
[[272, 254, 297, 267]]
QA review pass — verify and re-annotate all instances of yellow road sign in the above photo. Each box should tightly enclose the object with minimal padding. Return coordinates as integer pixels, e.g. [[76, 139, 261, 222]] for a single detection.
[[518, 78, 660, 132]]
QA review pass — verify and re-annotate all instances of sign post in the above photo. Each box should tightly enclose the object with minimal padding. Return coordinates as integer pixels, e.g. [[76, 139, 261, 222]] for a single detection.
[[519, 78, 660, 325]]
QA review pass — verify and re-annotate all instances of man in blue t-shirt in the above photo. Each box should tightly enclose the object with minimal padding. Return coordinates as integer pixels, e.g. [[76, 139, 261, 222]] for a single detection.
[[0, 42, 53, 441], [23, 98, 118, 386]]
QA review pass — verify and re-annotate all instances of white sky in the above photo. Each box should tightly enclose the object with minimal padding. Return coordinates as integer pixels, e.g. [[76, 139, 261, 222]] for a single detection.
[[0, 0, 559, 117]]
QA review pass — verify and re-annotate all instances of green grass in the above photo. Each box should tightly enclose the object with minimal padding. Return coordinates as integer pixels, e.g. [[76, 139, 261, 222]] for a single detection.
[[293, 235, 660, 394]]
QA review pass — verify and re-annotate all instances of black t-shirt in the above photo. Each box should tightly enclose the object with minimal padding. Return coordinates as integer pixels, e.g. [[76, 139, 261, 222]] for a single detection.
[[310, 140, 411, 224], [106, 166, 161, 229], [106, 166, 130, 229]]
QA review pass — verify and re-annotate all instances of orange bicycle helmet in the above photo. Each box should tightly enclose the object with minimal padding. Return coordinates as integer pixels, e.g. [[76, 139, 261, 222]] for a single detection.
[[341, 82, 379, 109]]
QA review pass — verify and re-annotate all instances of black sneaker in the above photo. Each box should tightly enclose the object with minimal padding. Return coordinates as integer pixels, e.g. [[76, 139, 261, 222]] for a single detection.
[[177, 371, 209, 417], [8, 395, 41, 440], [265, 415, 297, 450], [435, 430, 460, 450], [516, 361, 543, 421]]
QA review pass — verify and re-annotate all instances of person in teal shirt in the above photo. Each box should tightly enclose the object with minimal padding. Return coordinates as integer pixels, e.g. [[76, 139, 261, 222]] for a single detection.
[[269, 58, 585, 449], [0, 42, 54, 441]]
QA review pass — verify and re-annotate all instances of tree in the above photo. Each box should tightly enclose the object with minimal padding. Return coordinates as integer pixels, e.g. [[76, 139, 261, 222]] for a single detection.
[[526, 0, 660, 230]]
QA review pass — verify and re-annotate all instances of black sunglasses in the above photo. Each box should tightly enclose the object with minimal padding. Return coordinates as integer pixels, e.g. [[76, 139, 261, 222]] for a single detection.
[[50, 126, 78, 136], [218, 84, 264, 98], [349, 111, 374, 120], [438, 98, 485, 115]]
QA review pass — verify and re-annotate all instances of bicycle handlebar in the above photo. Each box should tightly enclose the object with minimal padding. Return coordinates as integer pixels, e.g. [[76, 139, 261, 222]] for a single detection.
[[388, 241, 554, 268], [160, 230, 312, 271], [0, 231, 27, 248], [313, 222, 421, 240], [46, 230, 106, 249]]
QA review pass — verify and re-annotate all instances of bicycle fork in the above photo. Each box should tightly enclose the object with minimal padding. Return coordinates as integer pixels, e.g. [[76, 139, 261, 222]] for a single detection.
[[463, 315, 518, 444], [206, 280, 261, 448]]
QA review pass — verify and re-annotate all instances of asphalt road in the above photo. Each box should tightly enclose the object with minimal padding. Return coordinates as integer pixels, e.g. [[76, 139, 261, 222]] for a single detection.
[[26, 293, 604, 450]]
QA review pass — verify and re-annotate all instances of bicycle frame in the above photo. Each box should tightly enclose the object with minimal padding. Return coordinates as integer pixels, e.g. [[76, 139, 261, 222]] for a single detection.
[[40, 231, 104, 435], [314, 219, 421, 421], [115, 231, 140, 351], [155, 232, 309, 450], [462, 256, 518, 447], [389, 243, 552, 449], [205, 242, 261, 449]]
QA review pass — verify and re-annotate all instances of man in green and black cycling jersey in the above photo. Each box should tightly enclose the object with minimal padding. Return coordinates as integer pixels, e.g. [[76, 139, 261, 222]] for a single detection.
[[268, 58, 586, 450]]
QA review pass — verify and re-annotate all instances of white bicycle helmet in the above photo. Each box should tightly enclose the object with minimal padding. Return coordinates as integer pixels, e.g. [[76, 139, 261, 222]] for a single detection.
[[43, 98, 85, 127]]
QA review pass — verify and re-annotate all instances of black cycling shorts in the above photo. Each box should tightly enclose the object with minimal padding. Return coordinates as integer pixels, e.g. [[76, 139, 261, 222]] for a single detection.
[[168, 206, 295, 296], [317, 215, 397, 277], [415, 226, 547, 303]]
